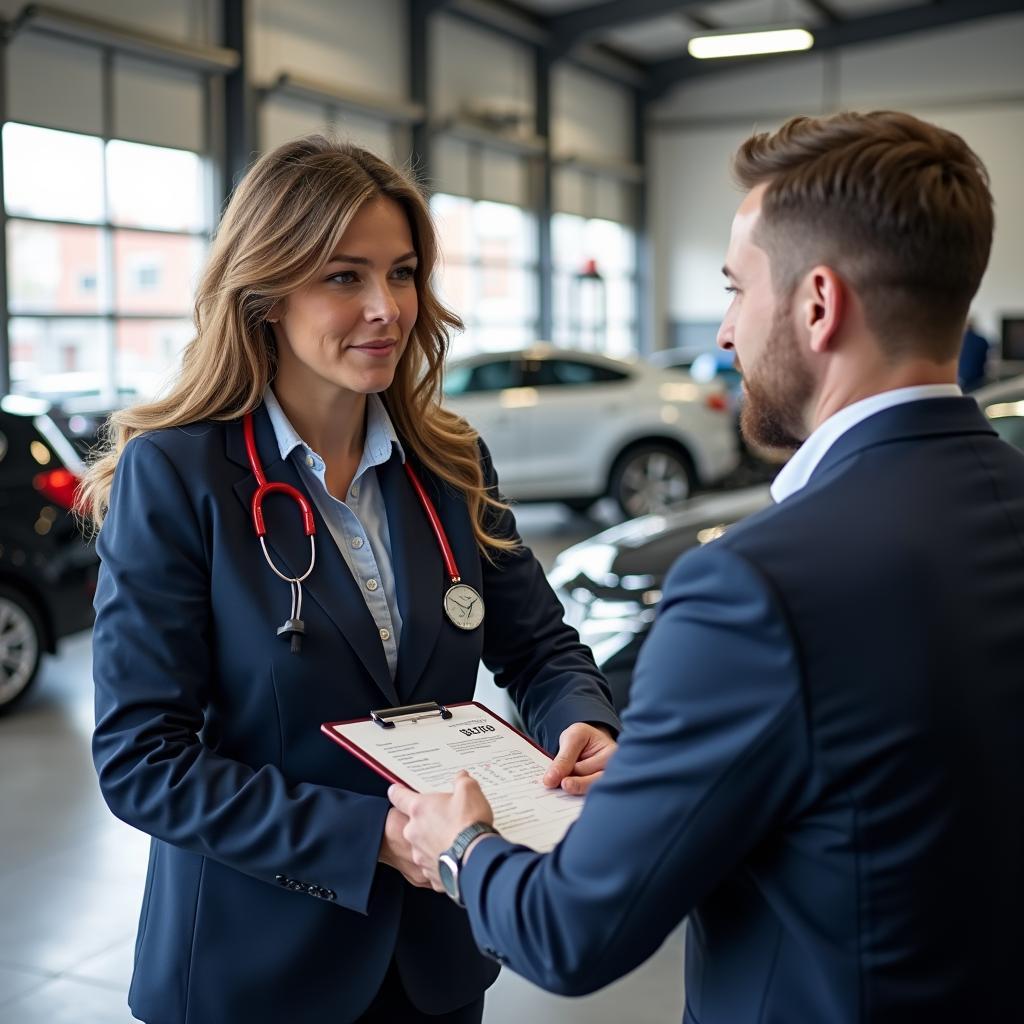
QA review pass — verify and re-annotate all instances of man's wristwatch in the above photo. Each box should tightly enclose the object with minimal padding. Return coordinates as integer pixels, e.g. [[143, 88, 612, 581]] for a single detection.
[[438, 821, 500, 906]]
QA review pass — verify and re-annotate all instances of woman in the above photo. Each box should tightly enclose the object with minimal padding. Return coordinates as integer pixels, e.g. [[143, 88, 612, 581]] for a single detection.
[[83, 136, 620, 1024]]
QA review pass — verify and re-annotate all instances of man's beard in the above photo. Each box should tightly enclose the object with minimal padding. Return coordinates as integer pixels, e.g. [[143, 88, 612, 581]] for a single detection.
[[737, 308, 814, 454]]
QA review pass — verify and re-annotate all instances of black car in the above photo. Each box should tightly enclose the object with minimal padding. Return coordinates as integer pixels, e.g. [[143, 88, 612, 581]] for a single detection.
[[0, 395, 100, 712], [549, 486, 772, 710]]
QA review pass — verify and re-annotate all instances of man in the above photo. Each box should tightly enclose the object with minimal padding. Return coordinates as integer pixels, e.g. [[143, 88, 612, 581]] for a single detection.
[[391, 111, 1024, 1022], [957, 317, 990, 391]]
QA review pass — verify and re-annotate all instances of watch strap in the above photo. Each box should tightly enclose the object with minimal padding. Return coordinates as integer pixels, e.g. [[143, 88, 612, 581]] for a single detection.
[[449, 821, 500, 866]]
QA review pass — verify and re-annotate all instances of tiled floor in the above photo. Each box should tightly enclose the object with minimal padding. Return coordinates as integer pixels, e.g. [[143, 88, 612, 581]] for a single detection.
[[0, 505, 687, 1023]]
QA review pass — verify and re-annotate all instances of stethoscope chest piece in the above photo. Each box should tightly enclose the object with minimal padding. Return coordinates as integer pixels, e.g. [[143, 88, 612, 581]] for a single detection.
[[443, 581, 485, 631], [243, 410, 486, 652]]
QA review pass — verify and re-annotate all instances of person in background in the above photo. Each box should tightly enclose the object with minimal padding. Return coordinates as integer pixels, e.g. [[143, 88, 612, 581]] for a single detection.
[[81, 135, 620, 1024], [957, 316, 990, 391], [392, 110, 1024, 1023]]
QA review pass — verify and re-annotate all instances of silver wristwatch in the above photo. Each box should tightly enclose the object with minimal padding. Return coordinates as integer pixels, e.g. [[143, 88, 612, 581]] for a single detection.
[[437, 821, 500, 906]]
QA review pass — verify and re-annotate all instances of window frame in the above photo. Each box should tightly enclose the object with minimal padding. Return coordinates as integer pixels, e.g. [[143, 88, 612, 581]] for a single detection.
[[2, 120, 211, 404]]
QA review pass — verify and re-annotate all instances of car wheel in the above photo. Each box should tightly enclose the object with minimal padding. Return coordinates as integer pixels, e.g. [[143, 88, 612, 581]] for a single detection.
[[0, 585, 44, 713], [609, 443, 694, 518]]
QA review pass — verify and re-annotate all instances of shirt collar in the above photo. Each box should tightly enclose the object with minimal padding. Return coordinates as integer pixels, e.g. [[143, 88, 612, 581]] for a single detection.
[[262, 386, 406, 468], [770, 383, 962, 504]]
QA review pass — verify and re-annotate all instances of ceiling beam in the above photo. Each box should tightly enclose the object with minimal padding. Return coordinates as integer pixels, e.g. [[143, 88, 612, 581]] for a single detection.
[[802, 0, 842, 24], [647, 0, 1024, 98], [549, 0, 709, 54], [683, 11, 719, 31]]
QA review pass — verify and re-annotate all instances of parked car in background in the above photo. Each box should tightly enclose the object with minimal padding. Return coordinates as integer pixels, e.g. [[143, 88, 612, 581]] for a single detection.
[[444, 344, 740, 518], [549, 486, 772, 710], [973, 374, 1024, 448], [0, 395, 100, 712], [648, 346, 742, 412]]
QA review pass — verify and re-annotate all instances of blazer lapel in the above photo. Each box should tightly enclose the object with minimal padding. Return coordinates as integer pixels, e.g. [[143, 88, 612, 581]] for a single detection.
[[227, 407, 399, 706], [377, 454, 444, 701]]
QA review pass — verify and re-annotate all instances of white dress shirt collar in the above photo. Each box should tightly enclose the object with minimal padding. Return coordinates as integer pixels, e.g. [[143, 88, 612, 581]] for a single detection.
[[770, 384, 962, 504]]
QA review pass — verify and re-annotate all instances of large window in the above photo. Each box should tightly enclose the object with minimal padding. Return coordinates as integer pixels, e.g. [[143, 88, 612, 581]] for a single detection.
[[430, 193, 537, 357], [552, 213, 636, 358], [4, 122, 208, 404]]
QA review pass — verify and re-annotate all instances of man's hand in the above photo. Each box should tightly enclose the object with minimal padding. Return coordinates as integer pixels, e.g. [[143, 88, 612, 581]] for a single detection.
[[543, 723, 618, 795], [378, 807, 434, 888], [388, 772, 495, 891]]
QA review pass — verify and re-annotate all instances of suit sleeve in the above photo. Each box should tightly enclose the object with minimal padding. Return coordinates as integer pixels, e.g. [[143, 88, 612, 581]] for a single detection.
[[460, 541, 810, 994], [92, 436, 389, 914], [476, 439, 621, 752]]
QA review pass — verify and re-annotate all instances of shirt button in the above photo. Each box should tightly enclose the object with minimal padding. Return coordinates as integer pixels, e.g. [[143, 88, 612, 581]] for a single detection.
[[351, 537, 364, 549], [350, 485, 359, 499], [366, 579, 378, 592], [305, 455, 314, 467], [379, 628, 390, 641]]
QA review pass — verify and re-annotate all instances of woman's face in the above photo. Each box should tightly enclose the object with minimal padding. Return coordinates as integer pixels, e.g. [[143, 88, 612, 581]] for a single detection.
[[272, 196, 418, 402]]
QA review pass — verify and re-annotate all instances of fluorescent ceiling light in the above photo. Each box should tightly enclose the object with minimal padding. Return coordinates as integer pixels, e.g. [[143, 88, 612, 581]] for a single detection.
[[688, 27, 814, 60]]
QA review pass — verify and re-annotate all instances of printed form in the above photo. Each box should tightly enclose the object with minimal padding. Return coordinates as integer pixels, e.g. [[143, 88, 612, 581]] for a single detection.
[[323, 703, 583, 851]]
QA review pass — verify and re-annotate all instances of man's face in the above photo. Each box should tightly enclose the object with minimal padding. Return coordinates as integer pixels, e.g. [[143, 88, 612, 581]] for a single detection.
[[717, 185, 815, 452]]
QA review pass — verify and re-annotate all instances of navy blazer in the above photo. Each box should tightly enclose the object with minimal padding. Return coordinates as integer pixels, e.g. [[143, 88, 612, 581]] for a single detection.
[[461, 397, 1024, 1023], [91, 403, 620, 1024]]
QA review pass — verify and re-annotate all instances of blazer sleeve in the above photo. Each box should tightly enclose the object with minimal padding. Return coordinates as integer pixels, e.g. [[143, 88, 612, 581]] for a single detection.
[[92, 435, 389, 914], [459, 541, 810, 995], [475, 439, 621, 752]]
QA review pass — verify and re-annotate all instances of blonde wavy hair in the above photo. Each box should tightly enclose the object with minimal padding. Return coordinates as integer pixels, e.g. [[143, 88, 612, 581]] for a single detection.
[[80, 134, 515, 555]]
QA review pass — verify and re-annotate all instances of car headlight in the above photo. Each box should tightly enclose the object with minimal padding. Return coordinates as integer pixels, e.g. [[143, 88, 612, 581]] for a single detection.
[[569, 594, 656, 668]]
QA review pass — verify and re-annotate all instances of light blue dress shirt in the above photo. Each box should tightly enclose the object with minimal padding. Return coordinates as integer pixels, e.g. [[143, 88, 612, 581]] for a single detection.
[[263, 387, 405, 679]]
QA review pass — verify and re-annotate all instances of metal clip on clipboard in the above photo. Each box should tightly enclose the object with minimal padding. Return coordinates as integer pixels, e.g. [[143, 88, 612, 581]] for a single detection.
[[369, 701, 453, 729]]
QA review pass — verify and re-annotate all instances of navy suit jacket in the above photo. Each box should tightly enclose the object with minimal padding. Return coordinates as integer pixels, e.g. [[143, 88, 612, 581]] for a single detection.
[[91, 404, 620, 1024], [461, 397, 1024, 1023]]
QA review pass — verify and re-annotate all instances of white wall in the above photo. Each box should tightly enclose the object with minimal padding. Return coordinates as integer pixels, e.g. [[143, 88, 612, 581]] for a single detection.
[[252, 0, 408, 160], [552, 64, 632, 162], [649, 12, 1024, 351], [3, 5, 208, 150], [431, 13, 534, 126], [0, 0, 216, 43], [251, 0, 408, 101]]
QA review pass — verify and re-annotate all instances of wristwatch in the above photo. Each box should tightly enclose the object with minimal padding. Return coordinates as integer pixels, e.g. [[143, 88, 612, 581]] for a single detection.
[[438, 821, 500, 906]]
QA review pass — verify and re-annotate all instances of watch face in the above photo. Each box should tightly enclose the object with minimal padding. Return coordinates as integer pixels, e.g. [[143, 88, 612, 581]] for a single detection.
[[443, 583, 485, 631], [438, 852, 461, 904]]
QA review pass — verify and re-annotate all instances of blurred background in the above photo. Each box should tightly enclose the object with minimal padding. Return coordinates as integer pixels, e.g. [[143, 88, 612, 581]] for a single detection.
[[1, 1, 1023, 1021]]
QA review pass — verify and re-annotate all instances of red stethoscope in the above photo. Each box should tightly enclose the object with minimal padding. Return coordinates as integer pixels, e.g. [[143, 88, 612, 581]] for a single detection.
[[243, 412, 484, 654]]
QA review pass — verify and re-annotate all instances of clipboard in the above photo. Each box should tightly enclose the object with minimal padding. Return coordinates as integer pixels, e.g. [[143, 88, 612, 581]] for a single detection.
[[321, 701, 583, 852]]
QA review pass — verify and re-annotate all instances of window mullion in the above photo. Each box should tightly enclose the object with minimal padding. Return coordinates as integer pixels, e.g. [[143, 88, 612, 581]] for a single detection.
[[100, 47, 117, 405]]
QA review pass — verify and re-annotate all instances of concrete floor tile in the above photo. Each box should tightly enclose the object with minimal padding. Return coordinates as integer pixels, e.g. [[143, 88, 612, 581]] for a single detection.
[[482, 926, 685, 1024], [0, 974, 137, 1024], [65, 938, 135, 991], [0, 963, 52, 1009]]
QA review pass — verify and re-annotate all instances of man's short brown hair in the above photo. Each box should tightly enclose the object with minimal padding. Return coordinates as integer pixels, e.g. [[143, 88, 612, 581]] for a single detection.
[[733, 110, 993, 361]]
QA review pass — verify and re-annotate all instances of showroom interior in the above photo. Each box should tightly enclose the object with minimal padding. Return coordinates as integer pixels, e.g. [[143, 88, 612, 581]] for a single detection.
[[1, 0, 1023, 1021]]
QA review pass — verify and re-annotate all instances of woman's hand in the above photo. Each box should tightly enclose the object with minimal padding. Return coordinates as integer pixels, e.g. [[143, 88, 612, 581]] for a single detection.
[[543, 723, 618, 795], [378, 807, 434, 888]]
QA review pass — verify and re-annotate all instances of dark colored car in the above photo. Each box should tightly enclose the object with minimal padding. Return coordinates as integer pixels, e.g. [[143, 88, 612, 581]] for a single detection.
[[549, 486, 772, 710], [0, 395, 100, 712]]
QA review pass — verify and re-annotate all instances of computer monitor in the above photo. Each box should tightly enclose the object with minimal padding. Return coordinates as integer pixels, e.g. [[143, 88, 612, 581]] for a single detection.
[[1000, 316, 1024, 361]]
